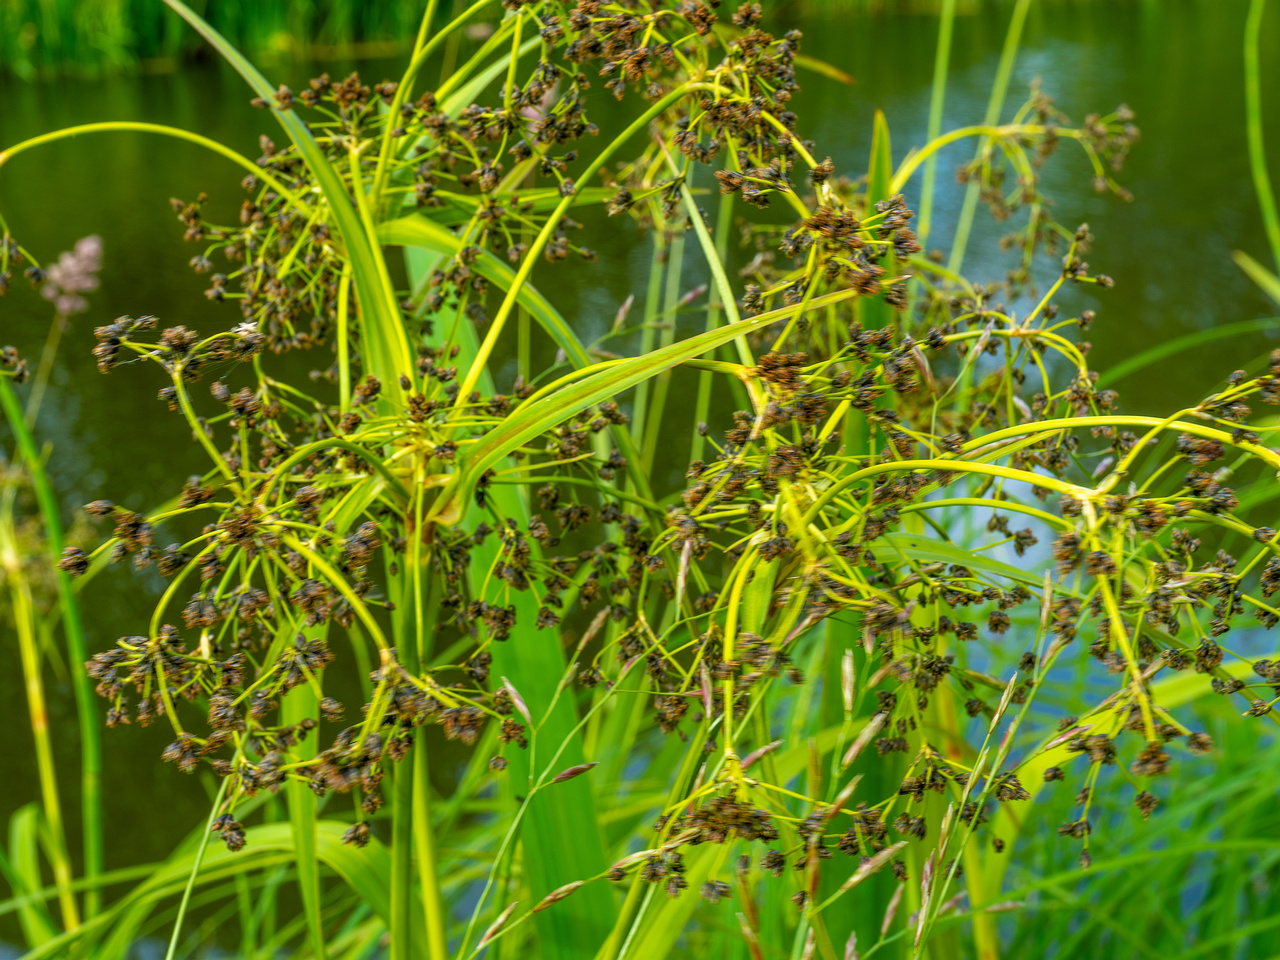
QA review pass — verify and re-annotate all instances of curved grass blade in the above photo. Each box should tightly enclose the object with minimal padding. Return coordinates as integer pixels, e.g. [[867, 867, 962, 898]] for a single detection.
[[454, 287, 861, 502], [283, 661, 327, 959], [381, 213, 591, 367], [947, 0, 1031, 276], [160, 0, 413, 396], [1233, 250, 1280, 308], [162, 776, 231, 960], [1097, 316, 1279, 386], [794, 53, 855, 85], [621, 846, 718, 960], [6, 805, 58, 947], [1246, 0, 1280, 273], [919, 0, 957, 244], [33, 821, 392, 960], [870, 532, 1067, 594]]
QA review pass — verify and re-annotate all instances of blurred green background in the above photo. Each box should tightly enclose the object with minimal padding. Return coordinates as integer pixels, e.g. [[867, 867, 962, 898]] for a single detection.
[[0, 0, 427, 80]]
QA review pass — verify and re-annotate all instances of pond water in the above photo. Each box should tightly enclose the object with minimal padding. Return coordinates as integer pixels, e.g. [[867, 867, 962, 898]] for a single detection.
[[0, 0, 1277, 915]]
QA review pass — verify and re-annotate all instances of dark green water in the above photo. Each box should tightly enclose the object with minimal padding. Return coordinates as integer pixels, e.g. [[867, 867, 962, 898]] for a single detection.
[[0, 0, 1277, 917]]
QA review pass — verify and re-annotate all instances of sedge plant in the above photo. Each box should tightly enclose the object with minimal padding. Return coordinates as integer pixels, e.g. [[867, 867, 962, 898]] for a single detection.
[[1, 3, 1279, 960]]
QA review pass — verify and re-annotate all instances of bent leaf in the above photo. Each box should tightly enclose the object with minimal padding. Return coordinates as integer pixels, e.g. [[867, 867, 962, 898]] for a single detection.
[[1234, 249, 1280, 308], [381, 214, 591, 368], [1098, 316, 1279, 386], [454, 287, 861, 502]]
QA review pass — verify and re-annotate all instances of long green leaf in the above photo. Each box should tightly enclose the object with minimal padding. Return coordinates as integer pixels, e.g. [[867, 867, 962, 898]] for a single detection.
[[160, 0, 414, 397], [7, 805, 57, 948], [1246, 0, 1280, 274], [1097, 316, 1279, 386], [947, 0, 1031, 275], [1234, 249, 1280, 307], [864, 109, 895, 332], [407, 247, 614, 960], [382, 214, 591, 367], [34, 821, 391, 960], [0, 861, 155, 922], [0, 378, 101, 918], [622, 847, 719, 959], [919, 0, 957, 243], [284, 670, 327, 959], [454, 287, 860, 501], [871, 532, 1064, 593], [793, 53, 855, 85]]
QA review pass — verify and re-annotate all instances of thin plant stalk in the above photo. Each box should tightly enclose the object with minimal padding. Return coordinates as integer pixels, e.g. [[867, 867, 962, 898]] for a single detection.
[[918, 0, 956, 244], [0, 377, 102, 920], [946, 0, 1031, 275], [2, 503, 79, 932], [630, 233, 669, 455], [411, 467, 449, 960], [390, 743, 415, 960], [24, 314, 67, 428], [690, 193, 735, 466], [282, 627, 327, 960], [1246, 0, 1280, 274], [162, 775, 232, 960], [640, 232, 686, 475]]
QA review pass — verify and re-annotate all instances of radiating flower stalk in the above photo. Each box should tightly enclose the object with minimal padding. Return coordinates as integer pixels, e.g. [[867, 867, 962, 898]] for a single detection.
[[0, 2, 1276, 959]]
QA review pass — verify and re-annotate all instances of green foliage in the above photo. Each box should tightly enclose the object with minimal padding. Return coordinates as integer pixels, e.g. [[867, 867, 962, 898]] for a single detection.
[[0, 0, 431, 80], [0, 3, 1278, 960]]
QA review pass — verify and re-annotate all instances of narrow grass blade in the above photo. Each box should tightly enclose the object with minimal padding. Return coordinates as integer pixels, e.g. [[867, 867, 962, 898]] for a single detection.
[[455, 287, 860, 499], [160, 0, 413, 398], [7, 805, 58, 947], [1097, 316, 1279, 386], [947, 0, 1031, 275], [283, 670, 327, 959], [864, 109, 895, 332], [794, 53, 855, 85], [162, 777, 231, 960], [0, 377, 102, 918], [1234, 249, 1280, 307], [1246, 0, 1280, 273], [871, 532, 1068, 593], [35, 821, 393, 960], [623, 846, 718, 959], [919, 0, 957, 243], [408, 249, 613, 958], [6, 568, 78, 931]]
